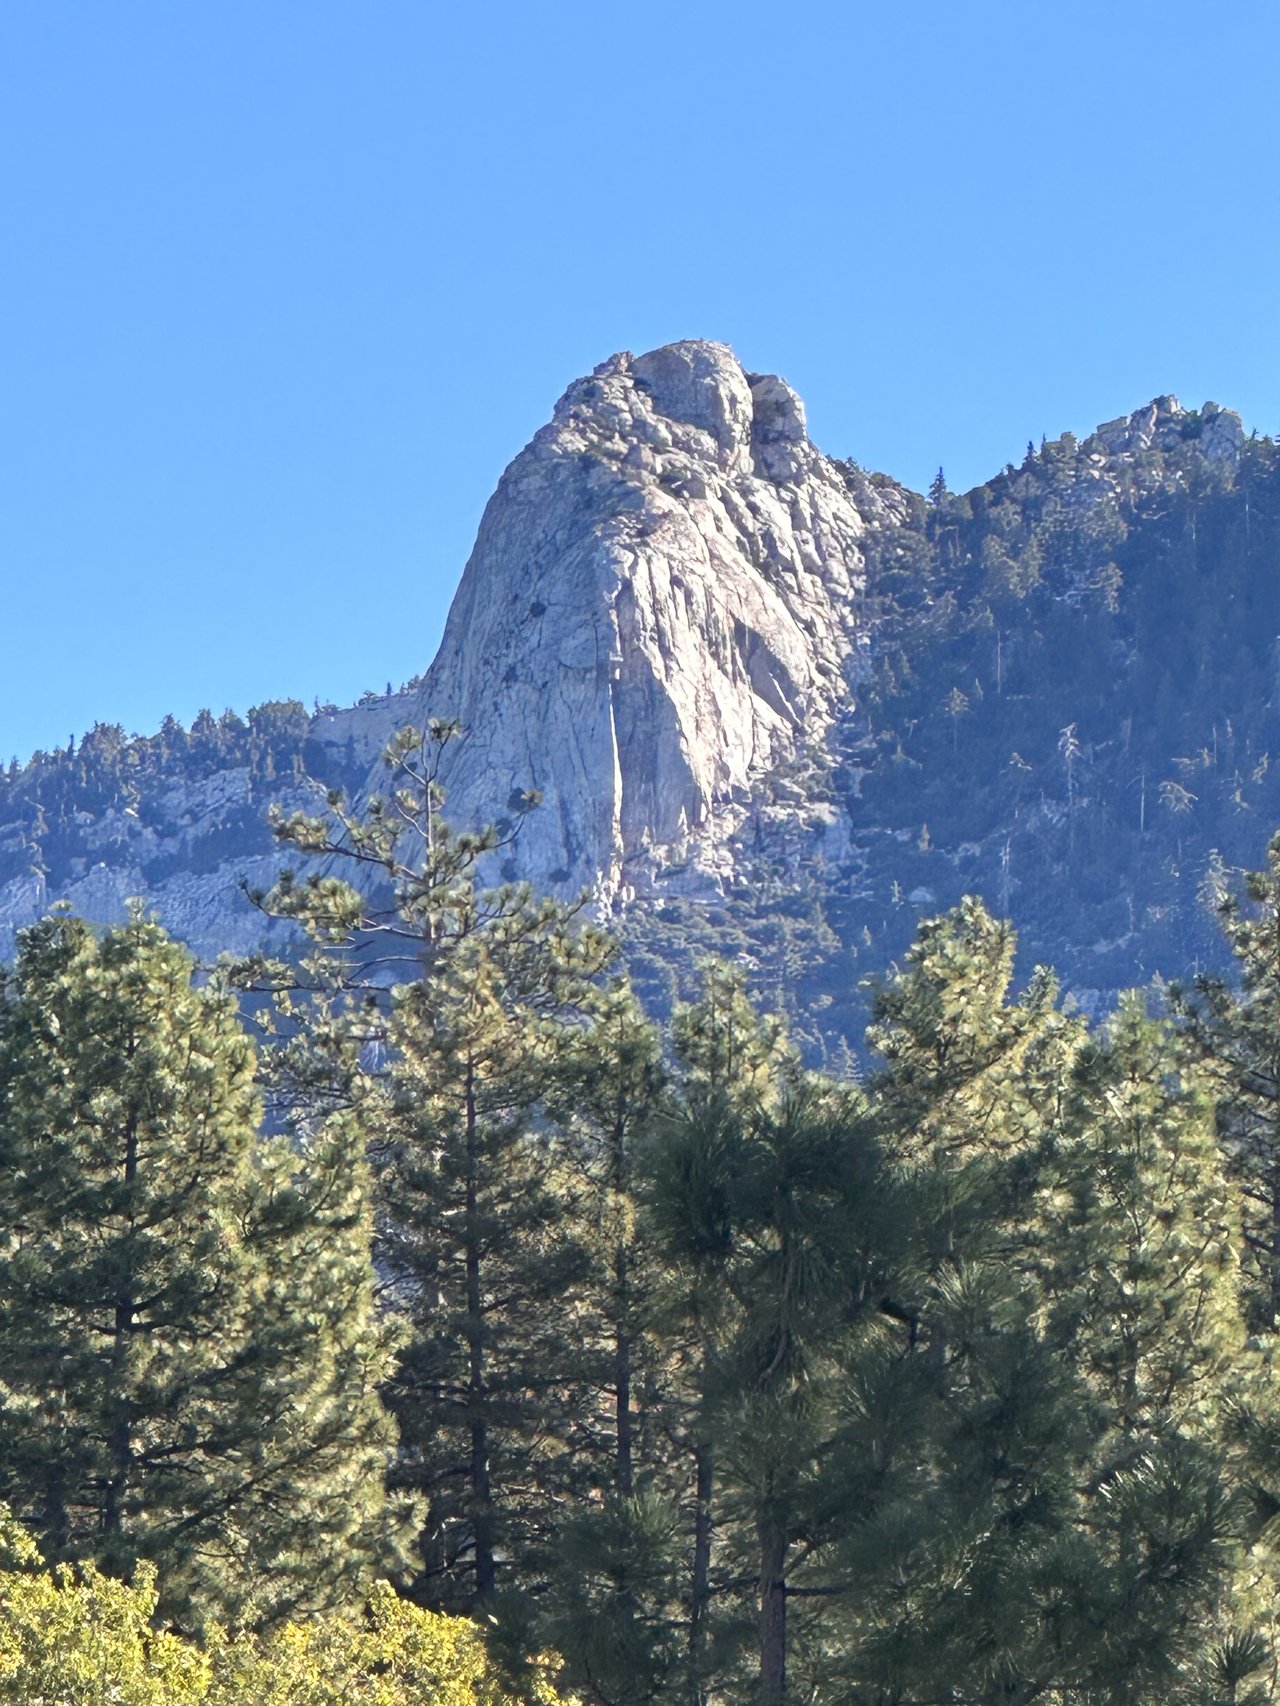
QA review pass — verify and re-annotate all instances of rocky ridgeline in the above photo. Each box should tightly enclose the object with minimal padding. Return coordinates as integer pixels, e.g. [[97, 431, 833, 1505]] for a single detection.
[[0, 697, 417, 963], [0, 341, 1269, 1039]]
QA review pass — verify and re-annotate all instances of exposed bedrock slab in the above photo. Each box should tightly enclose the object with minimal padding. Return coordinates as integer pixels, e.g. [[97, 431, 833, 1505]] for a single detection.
[[395, 339, 910, 905]]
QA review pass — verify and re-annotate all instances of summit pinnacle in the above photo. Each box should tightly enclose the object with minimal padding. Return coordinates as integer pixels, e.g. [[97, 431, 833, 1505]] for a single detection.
[[396, 339, 910, 904]]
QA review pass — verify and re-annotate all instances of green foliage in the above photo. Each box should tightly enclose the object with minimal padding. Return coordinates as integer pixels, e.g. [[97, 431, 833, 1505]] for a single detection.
[[1046, 993, 1246, 1437], [254, 736, 1280, 1704], [18, 709, 1280, 1702], [379, 916, 608, 1611], [846, 415, 1280, 1020], [1177, 831, 1280, 1329], [258, 724, 616, 1614], [668, 960, 797, 1110], [0, 910, 403, 1628], [0, 1509, 575, 1704], [541, 1492, 683, 1706], [817, 900, 1272, 1705]]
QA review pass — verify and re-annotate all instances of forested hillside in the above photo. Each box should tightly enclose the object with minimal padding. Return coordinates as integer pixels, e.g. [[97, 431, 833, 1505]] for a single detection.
[[0, 687, 416, 962], [2, 363, 1279, 1067], [7, 725, 1280, 1703], [843, 398, 1280, 1007]]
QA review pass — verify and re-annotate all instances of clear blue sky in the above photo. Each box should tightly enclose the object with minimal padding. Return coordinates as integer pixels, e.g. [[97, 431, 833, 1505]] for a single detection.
[[2, 1, 1276, 761]]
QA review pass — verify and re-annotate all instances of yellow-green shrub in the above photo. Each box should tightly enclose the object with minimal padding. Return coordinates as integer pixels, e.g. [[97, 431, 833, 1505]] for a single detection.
[[0, 1517, 571, 1705]]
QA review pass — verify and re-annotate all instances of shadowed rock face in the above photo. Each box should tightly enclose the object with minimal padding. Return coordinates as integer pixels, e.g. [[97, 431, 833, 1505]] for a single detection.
[[399, 340, 910, 905]]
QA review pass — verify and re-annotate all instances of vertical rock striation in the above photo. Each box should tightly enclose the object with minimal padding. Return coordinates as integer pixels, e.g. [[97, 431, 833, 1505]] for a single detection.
[[398, 340, 909, 904]]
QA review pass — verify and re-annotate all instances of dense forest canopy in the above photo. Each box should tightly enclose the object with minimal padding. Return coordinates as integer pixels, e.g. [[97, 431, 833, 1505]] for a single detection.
[[4, 726, 1280, 1703]]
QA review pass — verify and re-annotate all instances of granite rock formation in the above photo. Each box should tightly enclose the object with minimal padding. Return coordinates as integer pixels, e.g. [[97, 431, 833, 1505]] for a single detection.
[[0, 343, 1271, 1052], [398, 340, 910, 905]]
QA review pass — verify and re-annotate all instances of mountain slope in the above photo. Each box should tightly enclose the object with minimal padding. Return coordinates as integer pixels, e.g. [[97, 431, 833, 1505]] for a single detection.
[[1, 343, 1276, 1051], [844, 395, 1279, 1016]]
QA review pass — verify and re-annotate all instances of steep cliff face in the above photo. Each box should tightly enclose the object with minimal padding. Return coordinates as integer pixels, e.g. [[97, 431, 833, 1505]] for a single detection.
[[0, 344, 1275, 1049], [401, 340, 910, 904]]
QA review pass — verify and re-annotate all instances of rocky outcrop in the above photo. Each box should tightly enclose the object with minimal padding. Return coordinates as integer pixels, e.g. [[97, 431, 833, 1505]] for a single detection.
[[0, 337, 912, 958], [1090, 396, 1244, 464], [394, 340, 910, 905], [0, 693, 416, 963], [0, 347, 1263, 1039]]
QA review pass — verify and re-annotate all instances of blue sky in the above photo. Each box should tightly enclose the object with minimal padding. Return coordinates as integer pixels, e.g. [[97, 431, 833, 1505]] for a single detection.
[[2, 2, 1276, 761]]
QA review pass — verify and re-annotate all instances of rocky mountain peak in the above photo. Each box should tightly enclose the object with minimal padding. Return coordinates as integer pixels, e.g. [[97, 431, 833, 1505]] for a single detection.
[[0, 342, 1270, 1048], [1088, 394, 1244, 463], [401, 340, 911, 906], [546, 339, 821, 485]]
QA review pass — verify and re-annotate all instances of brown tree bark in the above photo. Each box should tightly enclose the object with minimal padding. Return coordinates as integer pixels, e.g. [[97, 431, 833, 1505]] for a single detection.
[[104, 1107, 139, 1538], [687, 1435, 714, 1705], [463, 1059, 495, 1601], [757, 1521, 787, 1705]]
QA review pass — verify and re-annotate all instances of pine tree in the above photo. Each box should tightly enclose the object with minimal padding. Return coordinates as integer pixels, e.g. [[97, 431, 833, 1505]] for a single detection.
[[0, 909, 402, 1627], [713, 1089, 890, 1706], [256, 723, 616, 1613], [641, 965, 813, 1703], [561, 982, 666, 1502], [1038, 994, 1276, 1706], [234, 1103, 412, 1624], [825, 908, 1254, 1705], [1176, 831, 1280, 1329], [864, 896, 1081, 1254], [534, 983, 693, 1706], [378, 912, 607, 1613], [1047, 993, 1245, 1439]]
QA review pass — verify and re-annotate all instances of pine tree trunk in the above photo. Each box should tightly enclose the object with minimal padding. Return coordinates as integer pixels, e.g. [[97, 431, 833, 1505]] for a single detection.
[[757, 1522, 787, 1705], [1271, 1159, 1280, 1326], [41, 1463, 69, 1558], [104, 1322, 132, 1537], [105, 1108, 139, 1537], [687, 1434, 714, 1704], [615, 1252, 633, 1496], [613, 1103, 633, 1495], [463, 1060, 495, 1600]]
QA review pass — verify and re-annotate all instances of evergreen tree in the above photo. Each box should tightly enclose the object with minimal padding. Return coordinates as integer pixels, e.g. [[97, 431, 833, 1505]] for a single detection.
[[825, 905, 1256, 1705], [641, 965, 811, 1703], [863, 895, 1081, 1257], [236, 1103, 413, 1625], [536, 984, 692, 1706], [561, 982, 666, 1501], [258, 722, 616, 1613], [1176, 831, 1280, 1329], [1047, 993, 1245, 1440], [1038, 994, 1274, 1704], [0, 910, 402, 1627], [378, 911, 607, 1613], [712, 1089, 890, 1706]]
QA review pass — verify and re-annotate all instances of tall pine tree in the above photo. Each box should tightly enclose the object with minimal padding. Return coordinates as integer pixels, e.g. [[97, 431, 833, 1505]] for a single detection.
[[257, 722, 616, 1614], [0, 909, 403, 1627], [1176, 832, 1280, 1329]]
